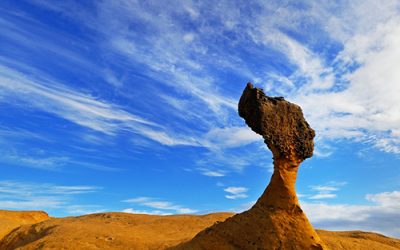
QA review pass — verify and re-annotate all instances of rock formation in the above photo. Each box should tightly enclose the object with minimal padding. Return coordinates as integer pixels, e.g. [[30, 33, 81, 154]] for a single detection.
[[173, 83, 326, 249], [0, 210, 49, 241], [1, 84, 399, 249], [1, 211, 399, 249]]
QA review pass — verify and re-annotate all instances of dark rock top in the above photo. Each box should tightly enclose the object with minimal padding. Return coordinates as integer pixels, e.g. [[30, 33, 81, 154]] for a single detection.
[[238, 83, 315, 161]]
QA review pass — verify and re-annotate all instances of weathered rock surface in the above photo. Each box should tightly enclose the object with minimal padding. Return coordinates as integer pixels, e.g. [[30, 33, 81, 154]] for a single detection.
[[173, 83, 325, 249], [1, 211, 399, 250], [0, 210, 49, 240], [0, 212, 233, 250], [238, 83, 315, 161]]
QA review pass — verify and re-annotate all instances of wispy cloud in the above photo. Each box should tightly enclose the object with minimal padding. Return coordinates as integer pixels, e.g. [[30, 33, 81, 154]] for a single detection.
[[122, 197, 197, 214], [0, 180, 101, 213], [4, 0, 399, 158], [0, 152, 69, 171], [0, 145, 119, 171], [0, 64, 199, 147], [16, 1, 260, 146], [0, 126, 48, 142], [196, 144, 271, 173], [198, 168, 226, 177], [0, 181, 99, 197], [97, 0, 400, 156], [202, 127, 261, 150], [308, 193, 337, 200], [122, 208, 171, 216], [64, 205, 105, 215], [307, 181, 347, 200], [5, 1, 396, 184], [224, 186, 249, 200]]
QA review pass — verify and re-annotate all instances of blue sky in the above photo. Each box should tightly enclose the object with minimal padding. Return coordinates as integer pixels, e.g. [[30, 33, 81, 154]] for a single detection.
[[1, 0, 399, 237]]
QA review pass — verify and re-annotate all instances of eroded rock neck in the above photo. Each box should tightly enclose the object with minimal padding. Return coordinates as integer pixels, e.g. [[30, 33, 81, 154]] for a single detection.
[[255, 156, 301, 210]]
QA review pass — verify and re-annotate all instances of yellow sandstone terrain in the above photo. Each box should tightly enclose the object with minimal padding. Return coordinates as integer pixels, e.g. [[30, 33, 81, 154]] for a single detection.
[[0, 211, 399, 250], [0, 210, 49, 240]]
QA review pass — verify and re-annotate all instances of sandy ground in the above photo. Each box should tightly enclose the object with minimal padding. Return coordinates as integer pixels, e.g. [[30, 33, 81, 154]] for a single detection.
[[0, 211, 399, 249]]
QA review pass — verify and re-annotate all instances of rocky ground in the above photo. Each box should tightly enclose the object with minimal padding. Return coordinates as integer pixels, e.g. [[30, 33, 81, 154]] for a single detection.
[[0, 211, 399, 250]]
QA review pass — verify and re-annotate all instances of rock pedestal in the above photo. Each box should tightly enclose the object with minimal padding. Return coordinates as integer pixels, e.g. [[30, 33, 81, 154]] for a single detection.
[[173, 83, 326, 250]]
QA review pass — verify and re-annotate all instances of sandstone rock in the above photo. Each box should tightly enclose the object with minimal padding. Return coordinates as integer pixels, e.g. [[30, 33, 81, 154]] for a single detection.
[[0, 210, 49, 241], [173, 83, 326, 249], [1, 211, 398, 249]]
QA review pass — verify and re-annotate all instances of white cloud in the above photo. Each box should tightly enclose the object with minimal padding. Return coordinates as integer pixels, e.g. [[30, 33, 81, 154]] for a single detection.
[[190, 127, 266, 175], [302, 191, 400, 238], [224, 186, 249, 200], [0, 64, 199, 147], [203, 126, 261, 149], [0, 127, 47, 141], [234, 190, 400, 238], [237, 1, 400, 155], [0, 13, 100, 77], [0, 152, 69, 170], [0, 180, 102, 212], [232, 200, 257, 212], [366, 191, 400, 209], [184, 5, 199, 19], [291, 3, 400, 154], [65, 205, 105, 215], [198, 168, 226, 177], [312, 186, 339, 192], [307, 182, 346, 200], [122, 208, 171, 216], [99, 2, 238, 118], [196, 146, 271, 173], [123, 197, 150, 203], [103, 69, 124, 88], [308, 193, 337, 200], [122, 197, 197, 214], [18, 0, 400, 157], [51, 186, 100, 195], [0, 181, 100, 196], [265, 163, 274, 173], [225, 194, 248, 200], [183, 33, 195, 43], [0, 145, 119, 171], [224, 187, 248, 194], [0, 199, 64, 210]]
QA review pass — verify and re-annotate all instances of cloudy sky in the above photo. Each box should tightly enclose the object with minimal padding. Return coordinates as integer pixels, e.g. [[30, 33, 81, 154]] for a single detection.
[[1, 0, 399, 238]]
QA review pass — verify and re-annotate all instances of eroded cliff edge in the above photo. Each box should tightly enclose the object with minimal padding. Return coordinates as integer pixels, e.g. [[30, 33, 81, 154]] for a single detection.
[[174, 83, 326, 250]]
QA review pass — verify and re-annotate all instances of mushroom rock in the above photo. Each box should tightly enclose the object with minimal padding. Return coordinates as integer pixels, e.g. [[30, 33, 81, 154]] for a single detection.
[[173, 83, 326, 250]]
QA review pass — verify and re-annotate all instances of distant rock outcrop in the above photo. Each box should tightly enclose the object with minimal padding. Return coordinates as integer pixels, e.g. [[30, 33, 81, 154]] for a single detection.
[[0, 210, 49, 240], [174, 83, 326, 249]]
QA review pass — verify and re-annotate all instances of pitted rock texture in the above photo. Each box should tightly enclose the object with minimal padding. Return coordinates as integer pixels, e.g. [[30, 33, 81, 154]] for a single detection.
[[173, 83, 326, 250], [238, 82, 315, 161]]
